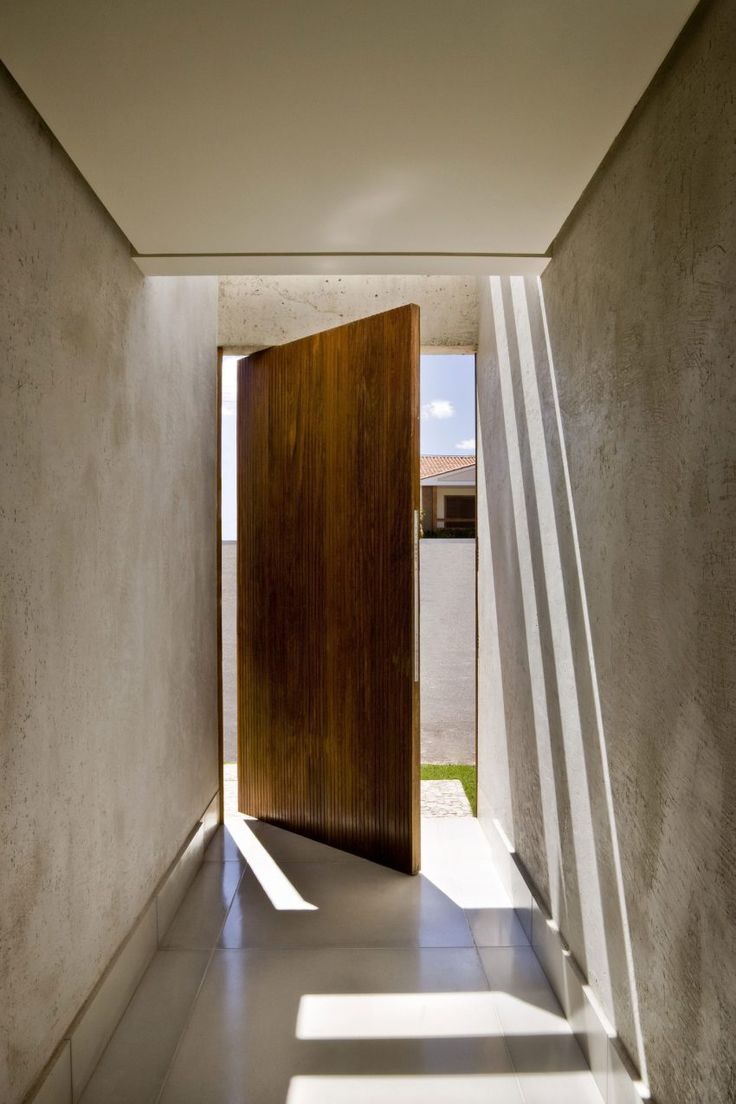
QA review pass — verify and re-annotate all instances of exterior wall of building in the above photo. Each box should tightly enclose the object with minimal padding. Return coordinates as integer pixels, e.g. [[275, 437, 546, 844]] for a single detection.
[[0, 67, 219, 1104], [476, 3, 736, 1101], [420, 540, 476, 764], [222, 542, 238, 762], [434, 485, 476, 529], [421, 486, 435, 532]]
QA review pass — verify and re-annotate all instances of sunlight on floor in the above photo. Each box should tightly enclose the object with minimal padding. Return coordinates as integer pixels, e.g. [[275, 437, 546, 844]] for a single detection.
[[225, 814, 318, 910], [420, 817, 510, 909], [296, 992, 503, 1039], [286, 1074, 524, 1104], [78, 816, 603, 1104], [296, 989, 575, 1041]]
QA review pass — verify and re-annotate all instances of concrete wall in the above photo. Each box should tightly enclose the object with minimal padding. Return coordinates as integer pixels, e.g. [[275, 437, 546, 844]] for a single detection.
[[476, 3, 736, 1102], [420, 540, 476, 764], [218, 275, 478, 351], [0, 68, 219, 1104]]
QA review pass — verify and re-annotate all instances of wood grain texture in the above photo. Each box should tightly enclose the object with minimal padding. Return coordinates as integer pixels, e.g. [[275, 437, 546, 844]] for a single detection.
[[237, 306, 420, 873]]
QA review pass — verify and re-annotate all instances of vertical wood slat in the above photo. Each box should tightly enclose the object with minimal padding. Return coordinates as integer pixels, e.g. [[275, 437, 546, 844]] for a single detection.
[[237, 306, 420, 873]]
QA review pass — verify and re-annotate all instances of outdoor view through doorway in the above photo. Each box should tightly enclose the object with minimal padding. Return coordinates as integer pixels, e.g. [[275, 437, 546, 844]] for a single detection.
[[220, 349, 476, 825]]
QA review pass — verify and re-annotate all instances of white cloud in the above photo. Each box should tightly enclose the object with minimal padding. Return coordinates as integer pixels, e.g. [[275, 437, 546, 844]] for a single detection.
[[421, 399, 455, 421], [456, 438, 475, 450]]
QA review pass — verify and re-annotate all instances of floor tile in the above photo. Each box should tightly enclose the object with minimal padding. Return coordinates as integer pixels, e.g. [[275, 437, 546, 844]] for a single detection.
[[78, 820, 602, 1104], [504, 1036, 603, 1104], [79, 951, 210, 1104], [161, 861, 243, 949], [477, 946, 570, 1034], [220, 860, 473, 949], [466, 908, 529, 947], [246, 819, 369, 864], [421, 818, 511, 908], [285, 1074, 524, 1103], [478, 947, 602, 1103], [478, 944, 559, 993], [159, 948, 523, 1104], [204, 824, 247, 864]]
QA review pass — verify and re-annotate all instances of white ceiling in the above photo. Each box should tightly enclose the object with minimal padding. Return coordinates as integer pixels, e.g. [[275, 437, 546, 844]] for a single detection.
[[1, 0, 695, 275]]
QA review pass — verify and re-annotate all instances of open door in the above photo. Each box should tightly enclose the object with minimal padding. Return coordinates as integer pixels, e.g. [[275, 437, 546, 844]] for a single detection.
[[237, 305, 420, 873]]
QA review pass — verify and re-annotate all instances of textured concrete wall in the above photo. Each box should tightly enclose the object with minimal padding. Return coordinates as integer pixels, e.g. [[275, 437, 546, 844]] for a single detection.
[[218, 275, 478, 350], [476, 4, 736, 1102], [420, 540, 476, 764], [0, 69, 218, 1104]]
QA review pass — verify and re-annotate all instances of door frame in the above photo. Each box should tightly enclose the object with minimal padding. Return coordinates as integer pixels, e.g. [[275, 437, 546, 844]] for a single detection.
[[216, 342, 480, 832]]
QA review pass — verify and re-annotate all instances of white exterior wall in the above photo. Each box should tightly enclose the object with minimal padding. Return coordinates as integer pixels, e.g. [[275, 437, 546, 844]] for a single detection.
[[420, 540, 476, 764]]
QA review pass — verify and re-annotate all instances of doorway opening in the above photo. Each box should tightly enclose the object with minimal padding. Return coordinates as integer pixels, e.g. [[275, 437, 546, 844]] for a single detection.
[[220, 354, 239, 818], [419, 353, 477, 819], [221, 347, 477, 829]]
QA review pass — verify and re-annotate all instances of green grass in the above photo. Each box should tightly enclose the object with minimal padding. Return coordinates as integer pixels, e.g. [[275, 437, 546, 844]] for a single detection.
[[421, 763, 477, 814]]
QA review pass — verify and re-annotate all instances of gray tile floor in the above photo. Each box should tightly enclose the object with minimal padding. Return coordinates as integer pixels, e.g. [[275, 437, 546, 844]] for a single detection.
[[80, 818, 602, 1104]]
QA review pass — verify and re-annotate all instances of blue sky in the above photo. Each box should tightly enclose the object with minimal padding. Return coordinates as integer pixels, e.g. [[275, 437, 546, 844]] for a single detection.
[[221, 357, 238, 541], [221, 353, 475, 540], [420, 353, 475, 456]]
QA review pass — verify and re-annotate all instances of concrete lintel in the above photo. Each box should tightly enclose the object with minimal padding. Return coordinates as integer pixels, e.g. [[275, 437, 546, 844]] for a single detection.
[[223, 344, 478, 356], [133, 254, 550, 277]]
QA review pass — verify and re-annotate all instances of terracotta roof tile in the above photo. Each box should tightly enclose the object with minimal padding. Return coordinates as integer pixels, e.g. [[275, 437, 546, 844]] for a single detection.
[[420, 454, 475, 479]]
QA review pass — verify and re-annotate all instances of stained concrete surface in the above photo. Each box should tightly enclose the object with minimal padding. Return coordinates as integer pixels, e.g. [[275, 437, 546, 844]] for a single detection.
[[218, 275, 479, 351], [0, 67, 218, 1104], [222, 539, 476, 766], [476, 3, 736, 1101]]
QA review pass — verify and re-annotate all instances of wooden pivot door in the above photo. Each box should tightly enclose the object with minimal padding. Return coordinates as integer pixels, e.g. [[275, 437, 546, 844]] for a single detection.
[[237, 305, 420, 874]]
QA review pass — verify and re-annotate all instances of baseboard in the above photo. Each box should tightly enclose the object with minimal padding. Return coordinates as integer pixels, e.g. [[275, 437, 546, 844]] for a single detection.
[[25, 790, 220, 1104], [481, 814, 651, 1104]]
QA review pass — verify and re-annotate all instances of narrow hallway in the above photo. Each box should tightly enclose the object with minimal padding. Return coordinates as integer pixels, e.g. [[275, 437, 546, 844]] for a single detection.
[[79, 818, 601, 1104]]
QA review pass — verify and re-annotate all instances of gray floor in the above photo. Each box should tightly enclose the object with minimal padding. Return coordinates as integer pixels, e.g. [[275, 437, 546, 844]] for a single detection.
[[223, 540, 476, 765], [79, 818, 601, 1104]]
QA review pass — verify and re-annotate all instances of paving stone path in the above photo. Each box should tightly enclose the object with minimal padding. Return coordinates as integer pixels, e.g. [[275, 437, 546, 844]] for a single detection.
[[420, 779, 472, 817]]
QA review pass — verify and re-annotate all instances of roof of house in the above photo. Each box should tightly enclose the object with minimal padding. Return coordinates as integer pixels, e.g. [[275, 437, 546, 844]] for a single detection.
[[420, 455, 476, 479]]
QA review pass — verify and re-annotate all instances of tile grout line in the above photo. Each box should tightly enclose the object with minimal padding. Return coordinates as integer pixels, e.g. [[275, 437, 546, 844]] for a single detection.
[[469, 927, 532, 1104], [147, 832, 564, 1103], [152, 860, 248, 1104]]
